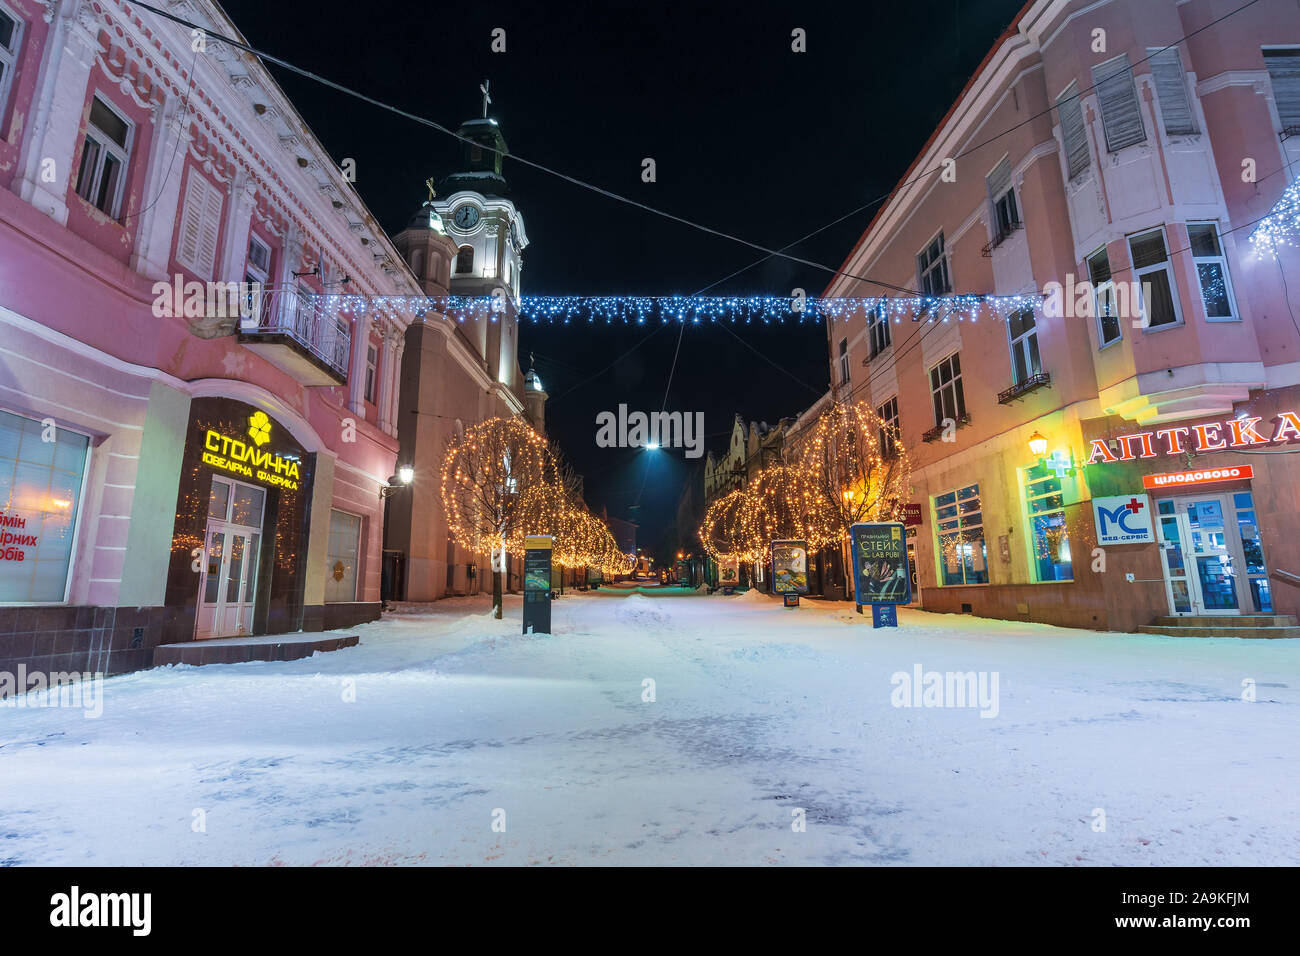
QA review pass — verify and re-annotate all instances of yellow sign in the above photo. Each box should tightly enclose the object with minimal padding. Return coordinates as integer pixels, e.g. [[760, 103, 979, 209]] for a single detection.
[[524, 536, 553, 550], [202, 427, 301, 490]]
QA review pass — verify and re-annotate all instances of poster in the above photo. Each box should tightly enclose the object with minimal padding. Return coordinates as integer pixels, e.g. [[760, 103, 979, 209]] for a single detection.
[[770, 540, 808, 594], [849, 522, 912, 605], [718, 556, 740, 587], [1092, 494, 1154, 545]]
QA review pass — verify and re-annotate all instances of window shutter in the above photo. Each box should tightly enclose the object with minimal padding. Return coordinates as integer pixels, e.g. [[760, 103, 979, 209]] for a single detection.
[[1264, 49, 1300, 132], [1056, 82, 1090, 179], [986, 157, 1012, 200], [1092, 55, 1146, 152], [177, 172, 224, 279], [1149, 48, 1196, 135]]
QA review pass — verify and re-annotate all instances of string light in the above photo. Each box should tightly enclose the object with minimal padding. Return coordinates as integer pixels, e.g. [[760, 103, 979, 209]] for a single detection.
[[302, 293, 1047, 326], [1249, 177, 1300, 258]]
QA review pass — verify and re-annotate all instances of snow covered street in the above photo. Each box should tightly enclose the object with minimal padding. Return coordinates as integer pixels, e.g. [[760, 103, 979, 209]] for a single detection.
[[2, 588, 1297, 866]]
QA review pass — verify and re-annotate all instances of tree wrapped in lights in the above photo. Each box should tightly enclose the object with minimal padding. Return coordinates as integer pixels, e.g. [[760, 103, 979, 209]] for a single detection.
[[737, 464, 839, 561], [798, 399, 911, 553], [441, 416, 556, 618], [699, 489, 760, 563]]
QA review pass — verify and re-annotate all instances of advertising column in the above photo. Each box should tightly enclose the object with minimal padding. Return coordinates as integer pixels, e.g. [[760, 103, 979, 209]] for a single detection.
[[849, 522, 911, 628]]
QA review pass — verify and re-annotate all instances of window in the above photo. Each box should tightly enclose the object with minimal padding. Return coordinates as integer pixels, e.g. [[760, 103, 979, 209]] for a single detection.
[[877, 397, 899, 459], [325, 509, 362, 603], [246, 235, 271, 282], [176, 170, 224, 279], [1188, 222, 1238, 320], [455, 245, 474, 274], [0, 5, 20, 123], [1057, 82, 1090, 180], [75, 96, 132, 219], [867, 305, 891, 358], [1149, 47, 1197, 135], [1263, 49, 1300, 133], [1091, 54, 1145, 152], [1087, 246, 1121, 347], [1128, 228, 1182, 329], [837, 337, 850, 385], [1233, 491, 1273, 613], [934, 484, 987, 586], [928, 352, 966, 427], [1024, 463, 1072, 582], [364, 345, 377, 403], [1006, 307, 1041, 383], [986, 157, 1019, 240], [917, 233, 950, 295], [0, 409, 90, 603]]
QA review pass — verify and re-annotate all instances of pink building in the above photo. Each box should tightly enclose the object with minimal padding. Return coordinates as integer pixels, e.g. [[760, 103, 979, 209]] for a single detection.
[[0, 0, 523, 677], [824, 0, 1300, 633]]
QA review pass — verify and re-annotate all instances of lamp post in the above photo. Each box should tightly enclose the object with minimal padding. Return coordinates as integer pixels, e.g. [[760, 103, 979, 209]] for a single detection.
[[380, 465, 414, 499]]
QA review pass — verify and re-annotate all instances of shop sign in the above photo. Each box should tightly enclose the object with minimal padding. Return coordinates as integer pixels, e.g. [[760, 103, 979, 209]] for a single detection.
[[1093, 494, 1154, 545], [201, 412, 301, 490], [903, 503, 923, 526], [1086, 412, 1300, 465], [1142, 466, 1253, 490]]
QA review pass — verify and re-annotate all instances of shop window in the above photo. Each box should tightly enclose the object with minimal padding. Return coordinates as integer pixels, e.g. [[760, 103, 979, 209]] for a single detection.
[[877, 396, 899, 459], [1263, 48, 1300, 133], [1006, 307, 1041, 384], [0, 4, 21, 126], [867, 305, 890, 359], [1128, 228, 1182, 329], [1149, 48, 1197, 135], [75, 95, 133, 220], [1187, 222, 1238, 321], [934, 483, 987, 586], [326, 509, 362, 603], [1024, 463, 1072, 581], [1087, 246, 1121, 347], [917, 233, 951, 296], [1092, 54, 1145, 152], [928, 352, 966, 426], [1056, 81, 1090, 180], [0, 409, 90, 603], [176, 170, 225, 279]]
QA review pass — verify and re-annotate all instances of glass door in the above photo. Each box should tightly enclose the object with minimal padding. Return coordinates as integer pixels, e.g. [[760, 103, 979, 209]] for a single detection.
[[1155, 508, 1199, 615], [1182, 496, 1240, 614], [194, 476, 265, 639]]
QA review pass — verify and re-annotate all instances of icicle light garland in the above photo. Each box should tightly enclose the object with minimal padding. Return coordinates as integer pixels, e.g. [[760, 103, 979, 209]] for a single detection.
[[310, 292, 1047, 325], [1249, 177, 1300, 259]]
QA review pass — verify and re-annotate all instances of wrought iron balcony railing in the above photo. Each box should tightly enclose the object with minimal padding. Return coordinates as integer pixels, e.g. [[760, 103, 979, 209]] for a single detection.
[[239, 286, 351, 381], [997, 371, 1051, 404]]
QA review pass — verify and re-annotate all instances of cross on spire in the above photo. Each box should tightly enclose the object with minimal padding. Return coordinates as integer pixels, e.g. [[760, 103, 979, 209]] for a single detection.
[[425, 177, 436, 202], [480, 80, 492, 118]]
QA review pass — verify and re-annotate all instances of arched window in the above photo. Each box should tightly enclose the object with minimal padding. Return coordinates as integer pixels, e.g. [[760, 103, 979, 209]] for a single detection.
[[410, 248, 425, 278], [455, 245, 474, 274]]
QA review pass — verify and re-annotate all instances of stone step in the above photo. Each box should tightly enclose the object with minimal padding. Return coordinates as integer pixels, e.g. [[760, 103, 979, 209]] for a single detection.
[[1151, 615, 1296, 628], [1137, 624, 1300, 639], [154, 634, 359, 666]]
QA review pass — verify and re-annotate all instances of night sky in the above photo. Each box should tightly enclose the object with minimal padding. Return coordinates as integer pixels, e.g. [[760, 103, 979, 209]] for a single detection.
[[215, 0, 1026, 555]]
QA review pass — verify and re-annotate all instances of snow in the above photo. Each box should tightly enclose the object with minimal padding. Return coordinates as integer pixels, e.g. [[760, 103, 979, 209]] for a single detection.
[[1, 590, 1297, 866]]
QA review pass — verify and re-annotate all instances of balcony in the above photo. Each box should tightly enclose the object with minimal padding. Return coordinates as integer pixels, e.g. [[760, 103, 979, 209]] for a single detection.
[[921, 414, 971, 443], [981, 220, 1022, 257], [997, 371, 1051, 404], [237, 287, 351, 385]]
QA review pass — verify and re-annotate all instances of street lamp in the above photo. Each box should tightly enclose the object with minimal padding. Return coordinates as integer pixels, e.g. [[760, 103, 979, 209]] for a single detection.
[[380, 465, 414, 499], [1027, 431, 1048, 458]]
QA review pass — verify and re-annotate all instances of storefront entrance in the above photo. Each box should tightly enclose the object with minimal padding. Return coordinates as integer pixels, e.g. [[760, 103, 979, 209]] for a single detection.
[[1154, 491, 1272, 616], [195, 476, 266, 639]]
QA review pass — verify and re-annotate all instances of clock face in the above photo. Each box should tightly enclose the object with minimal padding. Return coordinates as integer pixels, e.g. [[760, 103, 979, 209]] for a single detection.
[[453, 205, 480, 230]]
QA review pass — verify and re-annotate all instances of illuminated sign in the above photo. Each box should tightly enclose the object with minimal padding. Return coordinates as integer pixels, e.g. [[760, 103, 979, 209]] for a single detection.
[[201, 413, 301, 490], [1086, 412, 1300, 464], [1142, 465, 1253, 489], [1093, 494, 1154, 544]]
